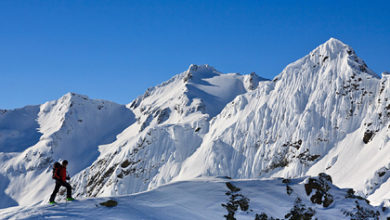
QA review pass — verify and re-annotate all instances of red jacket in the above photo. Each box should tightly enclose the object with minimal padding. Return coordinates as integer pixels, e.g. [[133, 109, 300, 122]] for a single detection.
[[59, 166, 67, 182], [54, 166, 67, 182]]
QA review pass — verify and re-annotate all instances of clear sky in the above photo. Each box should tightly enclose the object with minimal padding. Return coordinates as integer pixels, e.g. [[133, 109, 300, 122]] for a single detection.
[[1, 0, 389, 109]]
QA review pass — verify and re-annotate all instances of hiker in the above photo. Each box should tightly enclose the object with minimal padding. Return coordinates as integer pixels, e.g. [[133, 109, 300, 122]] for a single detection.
[[49, 160, 74, 204]]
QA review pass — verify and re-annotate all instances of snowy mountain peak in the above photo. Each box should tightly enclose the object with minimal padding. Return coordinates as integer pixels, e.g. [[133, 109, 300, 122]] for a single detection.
[[129, 64, 265, 123], [308, 38, 378, 77], [186, 64, 217, 74], [310, 38, 353, 58], [62, 92, 90, 103], [321, 37, 350, 50], [38, 92, 101, 139], [183, 64, 220, 83], [274, 38, 378, 85]]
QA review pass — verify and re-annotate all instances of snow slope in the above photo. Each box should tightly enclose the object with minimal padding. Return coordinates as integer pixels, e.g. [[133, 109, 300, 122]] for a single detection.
[[307, 72, 390, 205], [0, 105, 41, 153], [1, 176, 388, 219]]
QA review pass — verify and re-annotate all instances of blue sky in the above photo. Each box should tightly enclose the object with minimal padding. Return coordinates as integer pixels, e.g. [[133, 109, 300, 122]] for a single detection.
[[1, 0, 389, 109]]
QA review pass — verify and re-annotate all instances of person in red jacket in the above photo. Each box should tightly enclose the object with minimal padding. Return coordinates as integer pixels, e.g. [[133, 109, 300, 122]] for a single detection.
[[49, 160, 74, 204]]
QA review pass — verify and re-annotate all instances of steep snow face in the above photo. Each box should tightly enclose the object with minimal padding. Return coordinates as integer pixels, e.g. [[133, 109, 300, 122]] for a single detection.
[[71, 65, 265, 198], [175, 38, 380, 184], [307, 72, 390, 205], [0, 106, 41, 153], [0, 93, 135, 207]]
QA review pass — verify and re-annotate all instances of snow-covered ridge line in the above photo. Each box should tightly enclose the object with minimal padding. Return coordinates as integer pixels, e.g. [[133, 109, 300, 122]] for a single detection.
[[1, 176, 388, 219]]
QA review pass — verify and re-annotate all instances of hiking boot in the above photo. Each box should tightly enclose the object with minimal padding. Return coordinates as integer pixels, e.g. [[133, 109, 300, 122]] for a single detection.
[[66, 197, 75, 201]]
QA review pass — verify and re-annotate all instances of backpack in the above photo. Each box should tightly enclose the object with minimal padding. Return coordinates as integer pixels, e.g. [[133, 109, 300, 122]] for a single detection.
[[52, 162, 62, 180]]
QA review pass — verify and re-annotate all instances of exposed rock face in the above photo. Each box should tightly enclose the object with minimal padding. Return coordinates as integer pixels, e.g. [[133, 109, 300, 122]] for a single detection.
[[304, 173, 334, 208]]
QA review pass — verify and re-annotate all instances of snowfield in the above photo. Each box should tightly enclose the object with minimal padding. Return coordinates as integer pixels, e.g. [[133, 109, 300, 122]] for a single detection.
[[1, 38, 390, 219], [1, 177, 388, 219]]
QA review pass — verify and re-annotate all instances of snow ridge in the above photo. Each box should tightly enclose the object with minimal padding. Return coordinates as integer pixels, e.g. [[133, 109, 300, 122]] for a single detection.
[[1, 176, 388, 219]]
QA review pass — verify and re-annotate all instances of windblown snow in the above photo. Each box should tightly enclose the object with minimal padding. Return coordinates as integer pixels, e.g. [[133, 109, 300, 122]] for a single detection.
[[1, 38, 390, 219]]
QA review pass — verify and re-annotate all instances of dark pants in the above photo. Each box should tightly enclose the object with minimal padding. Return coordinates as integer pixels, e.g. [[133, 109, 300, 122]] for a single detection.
[[49, 180, 72, 202]]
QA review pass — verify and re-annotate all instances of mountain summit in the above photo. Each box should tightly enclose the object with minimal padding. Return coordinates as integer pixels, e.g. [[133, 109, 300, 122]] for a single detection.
[[315, 37, 351, 54], [0, 39, 389, 218]]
